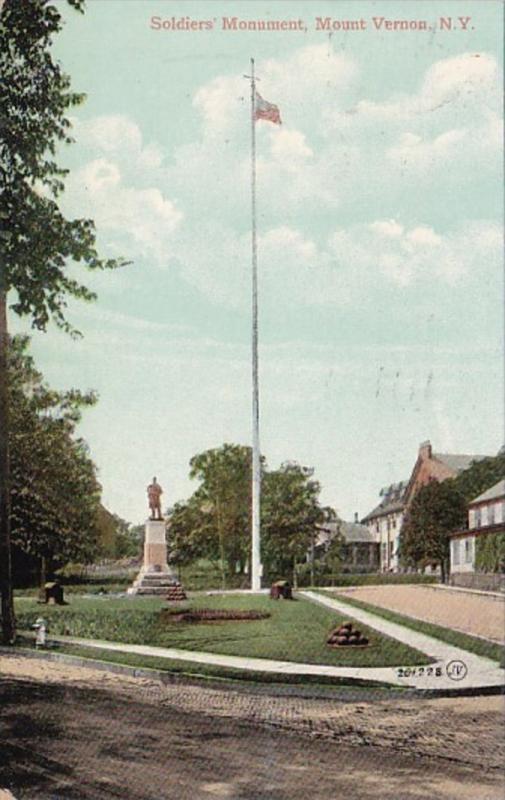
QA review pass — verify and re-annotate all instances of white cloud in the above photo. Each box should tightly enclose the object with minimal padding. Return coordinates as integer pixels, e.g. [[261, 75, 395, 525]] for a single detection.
[[329, 219, 502, 288], [175, 217, 502, 308], [65, 157, 183, 265], [73, 114, 165, 171], [62, 48, 502, 304], [370, 220, 404, 239]]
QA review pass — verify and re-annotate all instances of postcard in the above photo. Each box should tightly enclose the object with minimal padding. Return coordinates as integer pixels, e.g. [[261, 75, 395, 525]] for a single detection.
[[1, 1, 503, 798]]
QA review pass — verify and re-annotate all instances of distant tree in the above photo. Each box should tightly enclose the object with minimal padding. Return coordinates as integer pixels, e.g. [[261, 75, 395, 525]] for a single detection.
[[93, 509, 140, 560], [0, 0, 126, 642], [187, 444, 253, 588], [168, 446, 334, 588], [399, 481, 467, 582], [453, 453, 505, 502], [93, 505, 118, 559], [261, 463, 334, 584], [113, 515, 142, 560], [169, 497, 217, 570], [322, 519, 344, 584]]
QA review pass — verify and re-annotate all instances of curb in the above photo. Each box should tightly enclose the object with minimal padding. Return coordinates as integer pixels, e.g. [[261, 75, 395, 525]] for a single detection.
[[0, 644, 392, 691], [2, 645, 504, 700], [426, 584, 505, 600]]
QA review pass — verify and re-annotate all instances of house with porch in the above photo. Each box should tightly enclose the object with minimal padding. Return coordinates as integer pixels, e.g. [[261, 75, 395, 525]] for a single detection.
[[450, 479, 505, 590], [314, 516, 379, 572]]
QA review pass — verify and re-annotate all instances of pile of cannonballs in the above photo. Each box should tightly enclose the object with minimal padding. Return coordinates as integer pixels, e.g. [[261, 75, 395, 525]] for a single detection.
[[327, 621, 369, 647]]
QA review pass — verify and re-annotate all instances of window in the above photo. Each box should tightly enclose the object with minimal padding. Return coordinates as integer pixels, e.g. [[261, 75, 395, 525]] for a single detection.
[[464, 538, 473, 563], [389, 541, 394, 557], [474, 508, 481, 528], [488, 504, 495, 525], [452, 540, 460, 566], [392, 517, 397, 529]]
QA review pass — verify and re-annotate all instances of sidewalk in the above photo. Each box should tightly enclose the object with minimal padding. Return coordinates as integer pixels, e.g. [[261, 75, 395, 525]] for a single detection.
[[301, 591, 504, 692]]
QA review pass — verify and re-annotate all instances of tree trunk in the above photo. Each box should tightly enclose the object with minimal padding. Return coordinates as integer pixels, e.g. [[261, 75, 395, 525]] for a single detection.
[[292, 557, 298, 589], [0, 287, 15, 644], [216, 499, 226, 590], [38, 555, 47, 602], [310, 530, 315, 587]]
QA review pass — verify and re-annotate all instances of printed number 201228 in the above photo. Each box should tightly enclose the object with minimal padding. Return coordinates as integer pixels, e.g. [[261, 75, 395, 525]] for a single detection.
[[397, 666, 442, 678]]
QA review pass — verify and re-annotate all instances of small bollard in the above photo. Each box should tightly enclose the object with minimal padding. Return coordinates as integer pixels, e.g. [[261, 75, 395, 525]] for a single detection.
[[33, 617, 47, 648], [44, 581, 65, 605]]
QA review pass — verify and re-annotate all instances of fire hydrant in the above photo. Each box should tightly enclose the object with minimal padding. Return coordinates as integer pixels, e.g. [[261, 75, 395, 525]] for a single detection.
[[33, 617, 47, 648]]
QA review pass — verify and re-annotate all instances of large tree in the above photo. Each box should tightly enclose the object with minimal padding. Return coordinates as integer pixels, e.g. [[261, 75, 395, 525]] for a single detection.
[[399, 481, 467, 582], [0, 0, 125, 642], [9, 336, 101, 583]]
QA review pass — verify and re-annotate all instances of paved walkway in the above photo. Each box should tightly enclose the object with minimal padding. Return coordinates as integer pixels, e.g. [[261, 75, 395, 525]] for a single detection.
[[301, 591, 504, 692], [326, 584, 505, 644], [34, 590, 504, 693]]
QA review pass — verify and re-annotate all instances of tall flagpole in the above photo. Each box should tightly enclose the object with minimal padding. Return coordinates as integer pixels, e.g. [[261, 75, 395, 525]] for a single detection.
[[248, 57, 262, 591]]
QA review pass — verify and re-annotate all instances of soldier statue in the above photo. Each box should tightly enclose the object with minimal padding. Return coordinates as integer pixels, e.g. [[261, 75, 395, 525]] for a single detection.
[[147, 477, 163, 520]]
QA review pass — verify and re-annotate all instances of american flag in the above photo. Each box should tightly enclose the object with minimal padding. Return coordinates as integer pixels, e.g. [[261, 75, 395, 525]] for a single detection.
[[254, 92, 281, 125]]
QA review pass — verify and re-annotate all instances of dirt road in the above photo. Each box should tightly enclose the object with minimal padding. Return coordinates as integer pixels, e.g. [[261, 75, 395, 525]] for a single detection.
[[333, 585, 505, 643], [1, 654, 504, 799]]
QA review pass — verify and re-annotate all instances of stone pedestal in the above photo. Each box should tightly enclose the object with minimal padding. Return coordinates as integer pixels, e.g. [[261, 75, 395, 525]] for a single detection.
[[128, 519, 182, 596]]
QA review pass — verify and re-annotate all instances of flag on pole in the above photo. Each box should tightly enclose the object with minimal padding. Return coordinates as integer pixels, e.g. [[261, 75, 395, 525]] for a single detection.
[[254, 92, 282, 125]]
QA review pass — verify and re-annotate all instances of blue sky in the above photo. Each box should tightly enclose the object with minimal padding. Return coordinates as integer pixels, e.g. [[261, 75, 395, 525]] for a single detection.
[[13, 0, 504, 523]]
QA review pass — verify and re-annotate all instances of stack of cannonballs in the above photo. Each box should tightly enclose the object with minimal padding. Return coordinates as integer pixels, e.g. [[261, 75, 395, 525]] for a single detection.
[[166, 583, 187, 602], [327, 621, 369, 647]]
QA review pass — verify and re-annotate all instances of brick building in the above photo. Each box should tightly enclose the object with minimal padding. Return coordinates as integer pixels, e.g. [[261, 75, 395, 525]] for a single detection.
[[362, 440, 487, 572]]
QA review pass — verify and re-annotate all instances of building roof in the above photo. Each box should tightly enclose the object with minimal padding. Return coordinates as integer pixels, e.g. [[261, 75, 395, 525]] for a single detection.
[[433, 453, 489, 474], [340, 521, 377, 543], [361, 480, 409, 522], [316, 520, 377, 545], [470, 479, 505, 505]]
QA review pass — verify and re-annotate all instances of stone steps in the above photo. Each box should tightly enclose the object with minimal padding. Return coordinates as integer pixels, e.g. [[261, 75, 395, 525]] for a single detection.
[[133, 586, 177, 596]]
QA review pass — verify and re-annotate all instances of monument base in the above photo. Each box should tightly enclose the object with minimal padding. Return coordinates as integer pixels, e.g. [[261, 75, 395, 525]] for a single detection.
[[127, 518, 185, 597], [127, 566, 183, 596]]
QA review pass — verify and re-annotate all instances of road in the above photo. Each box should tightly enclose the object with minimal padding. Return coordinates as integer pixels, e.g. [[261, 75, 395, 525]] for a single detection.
[[0, 654, 504, 800]]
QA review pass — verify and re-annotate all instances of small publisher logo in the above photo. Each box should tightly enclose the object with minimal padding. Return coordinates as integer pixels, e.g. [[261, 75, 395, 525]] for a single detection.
[[446, 660, 468, 681]]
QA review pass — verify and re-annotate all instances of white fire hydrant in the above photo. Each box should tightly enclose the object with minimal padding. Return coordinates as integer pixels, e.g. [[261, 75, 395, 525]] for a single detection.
[[33, 617, 47, 648]]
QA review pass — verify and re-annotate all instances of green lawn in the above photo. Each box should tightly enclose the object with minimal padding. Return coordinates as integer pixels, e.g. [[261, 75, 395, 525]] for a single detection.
[[14, 592, 431, 668], [320, 592, 505, 666]]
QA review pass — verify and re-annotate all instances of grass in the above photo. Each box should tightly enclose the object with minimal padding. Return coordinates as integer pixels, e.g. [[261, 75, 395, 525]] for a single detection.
[[321, 593, 505, 666], [14, 592, 431, 668]]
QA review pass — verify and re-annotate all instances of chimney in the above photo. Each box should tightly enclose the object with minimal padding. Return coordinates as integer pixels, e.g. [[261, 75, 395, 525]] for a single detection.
[[419, 440, 432, 460], [354, 512, 359, 523]]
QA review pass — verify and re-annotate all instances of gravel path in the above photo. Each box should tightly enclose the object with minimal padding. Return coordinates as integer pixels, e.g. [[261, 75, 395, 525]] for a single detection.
[[331, 585, 505, 643]]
